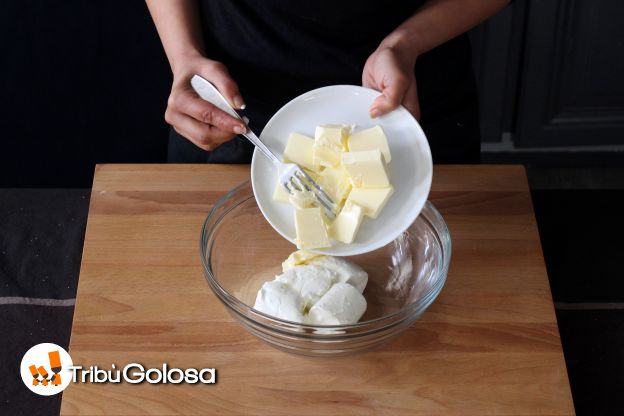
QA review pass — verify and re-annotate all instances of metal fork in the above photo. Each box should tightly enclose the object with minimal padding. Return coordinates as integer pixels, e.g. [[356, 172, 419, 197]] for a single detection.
[[190, 75, 336, 219]]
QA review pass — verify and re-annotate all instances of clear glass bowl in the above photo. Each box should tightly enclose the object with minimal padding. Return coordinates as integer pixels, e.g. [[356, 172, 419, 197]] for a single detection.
[[200, 182, 451, 357]]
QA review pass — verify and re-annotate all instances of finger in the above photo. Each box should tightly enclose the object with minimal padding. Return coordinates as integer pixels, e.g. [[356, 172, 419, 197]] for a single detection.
[[174, 91, 247, 134], [166, 110, 235, 151], [199, 61, 246, 109], [402, 80, 421, 121], [368, 75, 409, 117]]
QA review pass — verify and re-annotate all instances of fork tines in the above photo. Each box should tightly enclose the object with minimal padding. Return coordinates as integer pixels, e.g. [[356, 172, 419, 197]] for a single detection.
[[282, 165, 336, 220]]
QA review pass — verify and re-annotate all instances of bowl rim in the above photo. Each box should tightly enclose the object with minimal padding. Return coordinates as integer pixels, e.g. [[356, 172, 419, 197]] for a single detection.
[[199, 181, 451, 333]]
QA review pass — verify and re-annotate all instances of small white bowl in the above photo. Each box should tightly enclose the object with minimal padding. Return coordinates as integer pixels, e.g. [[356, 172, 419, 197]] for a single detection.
[[251, 85, 432, 256]]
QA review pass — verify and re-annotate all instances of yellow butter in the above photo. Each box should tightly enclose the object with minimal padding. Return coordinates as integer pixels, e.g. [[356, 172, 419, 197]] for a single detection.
[[346, 186, 394, 219], [313, 125, 349, 168], [303, 168, 320, 180], [348, 125, 391, 163], [283, 132, 316, 171], [273, 168, 318, 204], [273, 182, 291, 203], [282, 250, 324, 271], [316, 165, 352, 203], [341, 149, 390, 188], [329, 202, 364, 244], [288, 189, 316, 209], [294, 207, 331, 250]]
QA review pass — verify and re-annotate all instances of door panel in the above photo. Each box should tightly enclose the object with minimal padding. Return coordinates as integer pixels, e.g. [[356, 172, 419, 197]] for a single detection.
[[515, 0, 624, 147]]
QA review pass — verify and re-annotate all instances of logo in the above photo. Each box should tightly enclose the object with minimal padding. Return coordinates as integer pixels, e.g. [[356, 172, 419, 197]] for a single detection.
[[20, 343, 217, 394], [20, 343, 73, 396]]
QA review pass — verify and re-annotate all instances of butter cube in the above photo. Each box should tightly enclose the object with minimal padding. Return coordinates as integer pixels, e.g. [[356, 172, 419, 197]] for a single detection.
[[346, 186, 394, 219], [275, 168, 322, 206], [294, 207, 330, 250], [283, 132, 316, 171], [303, 169, 320, 180], [313, 125, 349, 168], [282, 250, 324, 272], [341, 149, 390, 188], [316, 166, 352, 203], [329, 202, 364, 244], [288, 189, 316, 209], [348, 125, 392, 163], [273, 182, 291, 203]]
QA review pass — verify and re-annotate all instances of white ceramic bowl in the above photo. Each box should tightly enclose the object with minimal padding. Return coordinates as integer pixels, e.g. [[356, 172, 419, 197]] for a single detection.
[[251, 85, 432, 256]]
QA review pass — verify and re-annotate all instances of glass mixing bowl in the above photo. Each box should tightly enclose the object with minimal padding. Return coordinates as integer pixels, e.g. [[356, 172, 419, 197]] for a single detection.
[[200, 182, 451, 357]]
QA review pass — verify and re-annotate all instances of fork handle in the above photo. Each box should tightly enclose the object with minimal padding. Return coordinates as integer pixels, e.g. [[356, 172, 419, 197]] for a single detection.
[[191, 74, 281, 165], [243, 131, 281, 165], [190, 75, 242, 120]]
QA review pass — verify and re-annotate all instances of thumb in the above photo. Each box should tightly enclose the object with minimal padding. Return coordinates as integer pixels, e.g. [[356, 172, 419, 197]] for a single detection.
[[369, 75, 409, 118]]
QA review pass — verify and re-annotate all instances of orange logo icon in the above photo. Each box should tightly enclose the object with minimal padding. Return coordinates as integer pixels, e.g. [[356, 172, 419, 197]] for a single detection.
[[28, 351, 63, 387], [21, 343, 73, 395]]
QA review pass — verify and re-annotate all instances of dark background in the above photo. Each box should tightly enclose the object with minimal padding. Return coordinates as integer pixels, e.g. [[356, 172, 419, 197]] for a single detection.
[[1, 0, 623, 188], [1, 1, 623, 415], [0, 1, 170, 188], [471, 0, 624, 163]]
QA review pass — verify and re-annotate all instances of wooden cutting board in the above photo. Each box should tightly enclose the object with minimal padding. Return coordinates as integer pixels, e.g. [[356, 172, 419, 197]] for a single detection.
[[60, 164, 574, 415]]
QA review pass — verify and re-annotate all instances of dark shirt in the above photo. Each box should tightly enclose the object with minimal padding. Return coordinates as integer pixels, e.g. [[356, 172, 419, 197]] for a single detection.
[[168, 0, 480, 164]]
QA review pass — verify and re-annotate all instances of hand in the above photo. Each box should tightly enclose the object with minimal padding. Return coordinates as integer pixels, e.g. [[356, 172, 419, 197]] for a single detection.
[[165, 54, 247, 151], [362, 46, 420, 120]]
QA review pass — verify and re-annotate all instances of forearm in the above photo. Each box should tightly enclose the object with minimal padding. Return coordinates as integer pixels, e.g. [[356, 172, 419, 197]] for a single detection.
[[381, 0, 510, 57], [145, 0, 205, 73]]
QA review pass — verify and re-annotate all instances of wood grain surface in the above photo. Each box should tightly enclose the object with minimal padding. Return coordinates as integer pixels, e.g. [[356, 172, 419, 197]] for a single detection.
[[60, 164, 575, 415]]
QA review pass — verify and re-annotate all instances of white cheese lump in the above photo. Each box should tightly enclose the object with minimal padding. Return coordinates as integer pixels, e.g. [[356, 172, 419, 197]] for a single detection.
[[253, 250, 368, 324]]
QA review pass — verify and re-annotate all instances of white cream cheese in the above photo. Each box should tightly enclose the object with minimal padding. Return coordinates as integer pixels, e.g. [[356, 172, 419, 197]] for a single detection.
[[253, 280, 305, 322], [305, 255, 368, 293], [276, 264, 335, 308], [254, 251, 369, 325], [306, 283, 367, 325]]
